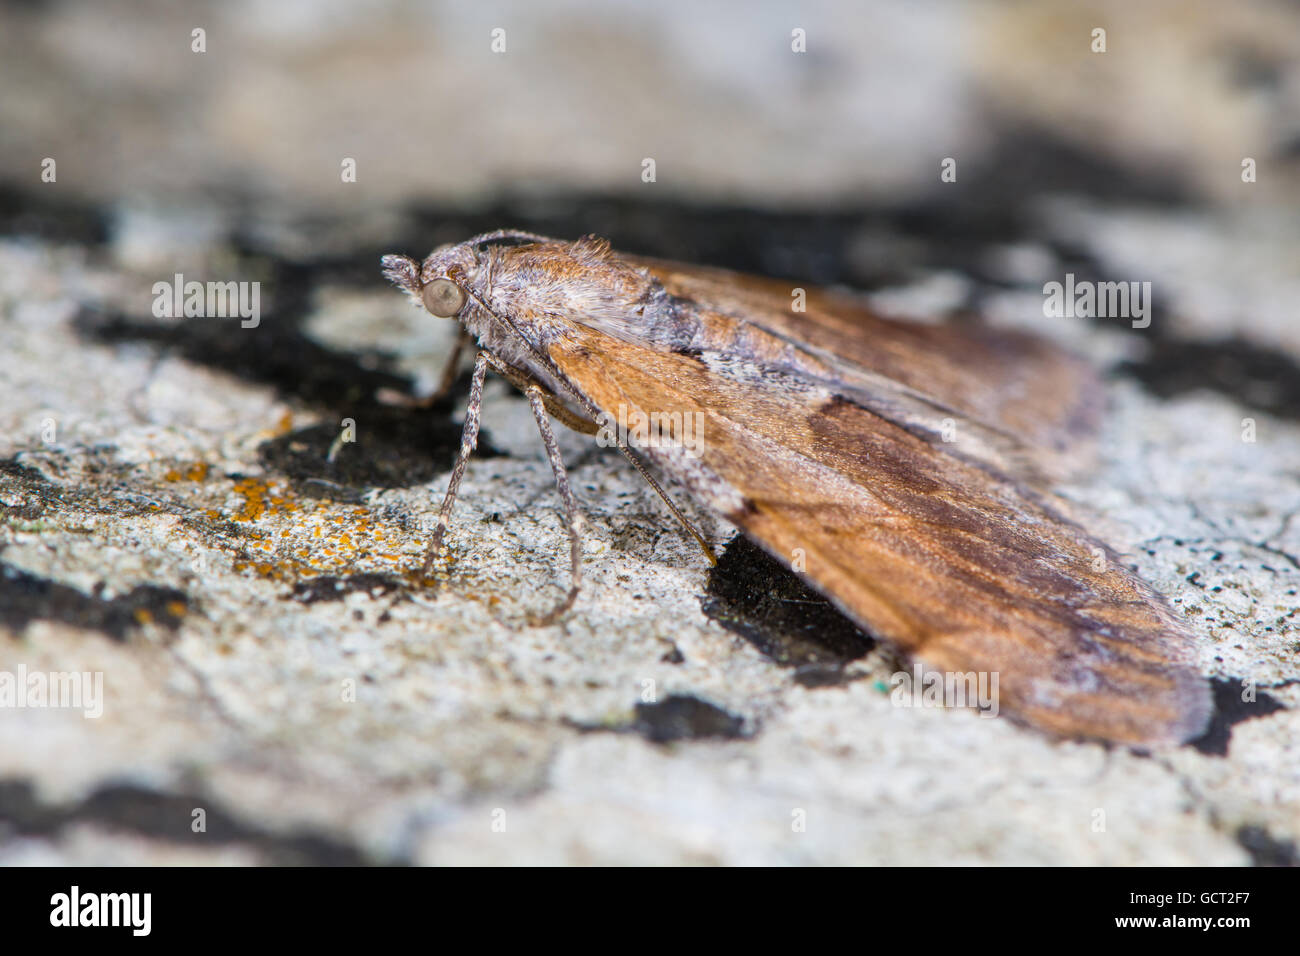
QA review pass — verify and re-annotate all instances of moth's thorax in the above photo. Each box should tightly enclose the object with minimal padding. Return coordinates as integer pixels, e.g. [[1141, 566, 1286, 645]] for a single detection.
[[483, 242, 656, 327]]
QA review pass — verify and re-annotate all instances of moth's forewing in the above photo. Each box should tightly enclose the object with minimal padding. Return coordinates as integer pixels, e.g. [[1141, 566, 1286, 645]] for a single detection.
[[627, 257, 1104, 484], [523, 253, 1209, 745]]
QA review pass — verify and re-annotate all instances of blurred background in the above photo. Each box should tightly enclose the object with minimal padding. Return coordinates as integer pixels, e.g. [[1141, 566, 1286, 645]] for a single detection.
[[4, 0, 1298, 366], [5, 0, 1300, 208]]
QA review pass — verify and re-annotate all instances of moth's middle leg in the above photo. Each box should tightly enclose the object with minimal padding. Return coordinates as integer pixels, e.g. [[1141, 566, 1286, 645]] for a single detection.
[[522, 383, 585, 626], [426, 349, 715, 623], [483, 354, 715, 569]]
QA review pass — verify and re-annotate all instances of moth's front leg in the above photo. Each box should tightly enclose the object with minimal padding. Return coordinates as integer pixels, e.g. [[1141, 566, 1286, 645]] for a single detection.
[[423, 349, 491, 573], [423, 350, 587, 623]]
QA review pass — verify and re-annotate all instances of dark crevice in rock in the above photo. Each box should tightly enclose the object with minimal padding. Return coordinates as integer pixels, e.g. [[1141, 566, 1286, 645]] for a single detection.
[[0, 778, 389, 866], [0, 458, 51, 485], [963, 123, 1196, 208], [0, 457, 56, 520], [564, 693, 751, 743], [702, 534, 873, 687], [0, 563, 188, 642], [659, 643, 685, 664]]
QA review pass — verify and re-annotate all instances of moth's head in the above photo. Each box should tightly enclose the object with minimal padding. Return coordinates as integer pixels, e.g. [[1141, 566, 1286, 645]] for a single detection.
[[382, 229, 557, 322], [381, 243, 477, 321]]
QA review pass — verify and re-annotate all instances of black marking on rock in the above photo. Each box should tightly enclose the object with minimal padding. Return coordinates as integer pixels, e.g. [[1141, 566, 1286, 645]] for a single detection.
[[290, 573, 401, 604], [0, 563, 188, 642], [0, 458, 50, 485], [0, 458, 51, 520], [792, 665, 856, 689], [0, 184, 110, 245], [1236, 824, 1299, 867], [74, 250, 504, 500], [1189, 677, 1287, 756], [632, 694, 747, 743], [1120, 338, 1300, 422], [258, 414, 500, 501], [702, 534, 873, 678], [0, 778, 387, 866]]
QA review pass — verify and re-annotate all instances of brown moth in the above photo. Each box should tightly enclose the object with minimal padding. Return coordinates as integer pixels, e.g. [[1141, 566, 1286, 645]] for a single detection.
[[382, 230, 1211, 746]]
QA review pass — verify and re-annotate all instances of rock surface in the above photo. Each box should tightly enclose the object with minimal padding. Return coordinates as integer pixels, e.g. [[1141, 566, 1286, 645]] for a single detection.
[[1, 193, 1296, 865]]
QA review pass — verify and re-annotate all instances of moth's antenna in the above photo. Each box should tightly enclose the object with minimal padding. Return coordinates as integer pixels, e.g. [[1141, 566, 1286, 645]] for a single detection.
[[460, 283, 718, 565]]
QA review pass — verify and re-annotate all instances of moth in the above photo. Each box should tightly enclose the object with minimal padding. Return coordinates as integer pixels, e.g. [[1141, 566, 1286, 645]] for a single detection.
[[382, 230, 1211, 746]]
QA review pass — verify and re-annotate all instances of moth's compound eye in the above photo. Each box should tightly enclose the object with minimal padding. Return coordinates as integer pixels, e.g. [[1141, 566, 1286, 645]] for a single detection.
[[421, 278, 467, 318]]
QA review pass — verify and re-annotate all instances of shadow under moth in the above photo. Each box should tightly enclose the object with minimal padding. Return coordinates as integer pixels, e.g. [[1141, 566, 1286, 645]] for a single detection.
[[382, 230, 1210, 746]]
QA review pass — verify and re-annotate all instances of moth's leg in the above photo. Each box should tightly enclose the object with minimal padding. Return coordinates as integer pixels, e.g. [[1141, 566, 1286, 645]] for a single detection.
[[378, 328, 472, 409], [481, 353, 715, 565], [423, 349, 490, 574], [612, 447, 718, 567], [429, 328, 473, 403], [523, 384, 585, 626], [480, 353, 598, 435], [534, 391, 599, 436]]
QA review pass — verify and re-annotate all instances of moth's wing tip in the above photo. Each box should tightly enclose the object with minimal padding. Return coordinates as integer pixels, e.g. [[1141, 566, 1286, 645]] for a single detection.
[[1164, 667, 1215, 746], [1036, 665, 1214, 748], [1127, 628, 1216, 747]]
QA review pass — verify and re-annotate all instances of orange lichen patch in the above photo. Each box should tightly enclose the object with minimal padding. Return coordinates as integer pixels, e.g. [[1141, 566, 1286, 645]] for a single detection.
[[229, 478, 300, 522], [215, 477, 454, 590], [164, 461, 211, 482]]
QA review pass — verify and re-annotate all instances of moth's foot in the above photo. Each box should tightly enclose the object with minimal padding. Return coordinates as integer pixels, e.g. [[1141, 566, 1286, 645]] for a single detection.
[[524, 585, 580, 628]]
